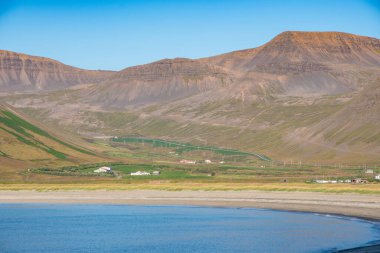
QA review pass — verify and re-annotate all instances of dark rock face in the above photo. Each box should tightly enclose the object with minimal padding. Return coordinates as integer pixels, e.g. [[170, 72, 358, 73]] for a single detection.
[[0, 50, 114, 92]]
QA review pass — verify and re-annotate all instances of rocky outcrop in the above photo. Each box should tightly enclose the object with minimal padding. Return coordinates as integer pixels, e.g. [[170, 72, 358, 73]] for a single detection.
[[0, 50, 114, 92], [203, 31, 380, 96], [87, 58, 233, 107]]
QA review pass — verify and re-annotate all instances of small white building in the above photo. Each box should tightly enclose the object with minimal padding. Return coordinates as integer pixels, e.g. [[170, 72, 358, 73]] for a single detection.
[[180, 159, 196, 164], [365, 169, 374, 174], [205, 159, 212, 164], [94, 166, 112, 173], [219, 161, 225, 164], [345, 179, 352, 183], [375, 174, 380, 180], [315, 180, 329, 184], [130, 171, 150, 176], [152, 171, 160, 175]]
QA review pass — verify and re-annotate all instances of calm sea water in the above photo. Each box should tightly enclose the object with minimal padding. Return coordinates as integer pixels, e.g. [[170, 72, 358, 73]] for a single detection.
[[0, 204, 379, 253]]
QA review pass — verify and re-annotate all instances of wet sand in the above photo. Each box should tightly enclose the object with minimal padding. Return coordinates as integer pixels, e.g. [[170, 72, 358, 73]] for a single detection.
[[1, 190, 380, 221]]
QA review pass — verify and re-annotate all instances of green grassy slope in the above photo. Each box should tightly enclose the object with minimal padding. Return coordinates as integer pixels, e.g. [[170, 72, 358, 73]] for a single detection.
[[0, 105, 106, 180]]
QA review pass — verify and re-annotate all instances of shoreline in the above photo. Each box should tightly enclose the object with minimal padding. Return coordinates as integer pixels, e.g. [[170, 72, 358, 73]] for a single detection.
[[1, 190, 380, 221]]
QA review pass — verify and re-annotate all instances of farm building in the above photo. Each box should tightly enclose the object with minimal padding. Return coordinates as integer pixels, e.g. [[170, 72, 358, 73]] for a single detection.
[[180, 159, 196, 164], [351, 178, 368, 184], [94, 166, 112, 173], [315, 180, 329, 184], [130, 171, 150, 176], [152, 171, 160, 175], [375, 174, 380, 180]]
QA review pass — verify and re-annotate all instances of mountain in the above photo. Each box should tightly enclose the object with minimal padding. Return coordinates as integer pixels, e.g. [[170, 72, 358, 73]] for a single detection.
[[203, 31, 380, 96], [79, 31, 380, 108], [209, 31, 380, 68], [1, 31, 380, 163], [0, 50, 114, 93]]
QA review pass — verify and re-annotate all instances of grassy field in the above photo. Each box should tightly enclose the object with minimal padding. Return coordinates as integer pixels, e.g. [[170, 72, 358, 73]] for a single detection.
[[17, 160, 379, 185], [111, 136, 271, 161]]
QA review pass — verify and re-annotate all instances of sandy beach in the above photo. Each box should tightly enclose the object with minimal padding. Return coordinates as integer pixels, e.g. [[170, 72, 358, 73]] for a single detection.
[[1, 190, 380, 221]]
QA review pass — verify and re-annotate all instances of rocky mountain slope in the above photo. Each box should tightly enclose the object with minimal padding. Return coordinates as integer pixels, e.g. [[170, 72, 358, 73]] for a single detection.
[[203, 31, 380, 96], [82, 31, 380, 108], [1, 31, 380, 163], [85, 58, 232, 107], [0, 50, 114, 93]]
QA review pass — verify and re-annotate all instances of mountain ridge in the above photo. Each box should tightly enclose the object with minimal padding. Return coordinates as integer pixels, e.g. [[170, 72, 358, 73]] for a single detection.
[[0, 50, 115, 92], [1, 31, 380, 163]]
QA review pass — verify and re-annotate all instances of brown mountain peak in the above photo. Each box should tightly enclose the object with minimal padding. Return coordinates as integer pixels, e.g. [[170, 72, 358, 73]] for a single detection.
[[270, 31, 380, 49]]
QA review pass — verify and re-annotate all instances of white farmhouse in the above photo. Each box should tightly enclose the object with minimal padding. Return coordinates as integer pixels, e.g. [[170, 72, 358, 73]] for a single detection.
[[180, 159, 196, 164], [375, 174, 380, 180], [205, 159, 212, 164], [315, 180, 329, 184], [130, 171, 151, 176], [94, 166, 112, 173]]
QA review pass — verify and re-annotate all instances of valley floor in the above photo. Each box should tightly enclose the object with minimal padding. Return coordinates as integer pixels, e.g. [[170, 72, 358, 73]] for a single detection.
[[1, 189, 380, 221]]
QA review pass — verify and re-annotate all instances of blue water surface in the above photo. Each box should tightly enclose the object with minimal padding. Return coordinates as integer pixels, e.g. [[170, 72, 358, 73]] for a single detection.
[[0, 204, 379, 253]]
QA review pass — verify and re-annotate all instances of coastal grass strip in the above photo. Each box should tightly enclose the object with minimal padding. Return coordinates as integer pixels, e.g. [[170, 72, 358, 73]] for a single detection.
[[1, 183, 379, 194]]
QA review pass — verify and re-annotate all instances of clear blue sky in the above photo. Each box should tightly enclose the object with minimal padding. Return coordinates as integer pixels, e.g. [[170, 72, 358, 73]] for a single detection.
[[0, 0, 379, 70]]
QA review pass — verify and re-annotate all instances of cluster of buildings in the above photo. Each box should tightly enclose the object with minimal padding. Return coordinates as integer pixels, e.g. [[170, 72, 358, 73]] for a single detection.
[[93, 166, 161, 177], [130, 171, 160, 176], [315, 178, 369, 184], [179, 159, 225, 164], [314, 168, 380, 184]]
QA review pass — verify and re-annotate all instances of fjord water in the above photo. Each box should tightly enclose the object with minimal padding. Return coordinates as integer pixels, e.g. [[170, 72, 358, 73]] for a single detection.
[[0, 204, 379, 253]]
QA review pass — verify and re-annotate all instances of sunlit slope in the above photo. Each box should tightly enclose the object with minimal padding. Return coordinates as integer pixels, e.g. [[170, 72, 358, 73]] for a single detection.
[[0, 105, 105, 179]]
